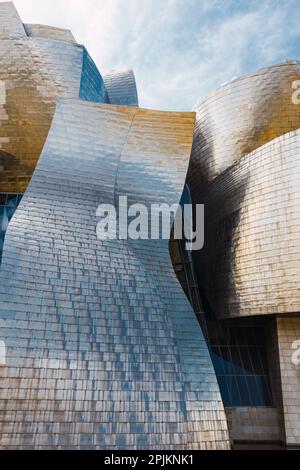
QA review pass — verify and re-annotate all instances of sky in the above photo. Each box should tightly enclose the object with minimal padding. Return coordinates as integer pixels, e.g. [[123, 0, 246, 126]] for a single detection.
[[2, 0, 300, 110]]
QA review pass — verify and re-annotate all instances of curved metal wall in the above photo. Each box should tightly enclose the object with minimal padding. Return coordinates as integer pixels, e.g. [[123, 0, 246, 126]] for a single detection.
[[197, 129, 300, 318], [0, 1, 26, 38], [189, 61, 300, 194], [189, 62, 300, 319], [0, 99, 229, 449], [0, 2, 108, 194]]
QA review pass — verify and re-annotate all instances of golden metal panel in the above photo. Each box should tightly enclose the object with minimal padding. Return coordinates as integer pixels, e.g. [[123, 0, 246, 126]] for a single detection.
[[24, 24, 76, 44], [189, 63, 300, 319]]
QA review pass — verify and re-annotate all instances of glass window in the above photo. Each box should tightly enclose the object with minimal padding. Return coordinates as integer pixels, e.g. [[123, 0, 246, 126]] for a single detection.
[[208, 322, 273, 406], [0, 193, 22, 264]]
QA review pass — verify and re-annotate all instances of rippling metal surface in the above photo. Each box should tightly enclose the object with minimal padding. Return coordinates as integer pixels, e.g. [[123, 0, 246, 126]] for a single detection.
[[0, 99, 229, 449]]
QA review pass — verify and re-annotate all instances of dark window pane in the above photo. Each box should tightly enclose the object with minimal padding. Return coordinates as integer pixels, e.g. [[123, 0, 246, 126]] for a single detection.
[[211, 348, 225, 375], [260, 376, 273, 406], [220, 347, 234, 375], [227, 376, 242, 406], [240, 347, 254, 375], [249, 347, 264, 375], [236, 375, 251, 406], [230, 347, 243, 372], [208, 322, 273, 406], [217, 376, 230, 406], [246, 376, 265, 406]]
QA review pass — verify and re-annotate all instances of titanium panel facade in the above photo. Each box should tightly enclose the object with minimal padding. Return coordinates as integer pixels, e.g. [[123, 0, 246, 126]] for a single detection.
[[189, 61, 300, 194], [0, 2, 108, 194], [189, 62, 300, 320], [103, 69, 139, 106], [1, 0, 299, 450], [0, 99, 229, 449], [196, 130, 300, 319], [185, 60, 300, 447], [0, 1, 26, 39]]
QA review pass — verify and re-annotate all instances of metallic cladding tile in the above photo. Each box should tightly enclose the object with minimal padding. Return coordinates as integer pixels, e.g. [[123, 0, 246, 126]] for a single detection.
[[0, 2, 26, 39], [197, 130, 300, 318], [103, 69, 139, 107]]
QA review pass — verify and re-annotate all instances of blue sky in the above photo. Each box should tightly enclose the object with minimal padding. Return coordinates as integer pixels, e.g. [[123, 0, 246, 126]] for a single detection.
[[4, 0, 300, 110]]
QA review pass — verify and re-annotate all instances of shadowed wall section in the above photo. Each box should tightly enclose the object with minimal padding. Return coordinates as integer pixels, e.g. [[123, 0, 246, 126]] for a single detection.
[[0, 99, 229, 449]]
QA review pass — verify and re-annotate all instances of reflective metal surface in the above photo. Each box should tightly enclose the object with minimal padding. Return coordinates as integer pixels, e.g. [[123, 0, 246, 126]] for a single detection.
[[190, 61, 300, 191], [194, 129, 300, 318], [0, 99, 228, 449], [24, 23, 76, 43], [0, 2, 229, 450], [2, 0, 299, 450], [0, 1, 108, 194], [103, 69, 139, 106], [189, 63, 300, 319], [276, 316, 300, 446]]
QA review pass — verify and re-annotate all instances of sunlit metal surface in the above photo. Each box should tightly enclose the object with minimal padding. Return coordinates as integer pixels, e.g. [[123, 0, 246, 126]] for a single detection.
[[185, 62, 300, 447], [0, 2, 108, 194], [189, 61, 300, 193], [24, 23, 76, 43], [0, 99, 229, 449], [189, 62, 300, 319], [195, 129, 300, 318]]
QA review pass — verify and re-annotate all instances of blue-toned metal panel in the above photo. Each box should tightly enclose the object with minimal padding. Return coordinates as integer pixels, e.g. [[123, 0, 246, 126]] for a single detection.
[[103, 69, 138, 106], [0, 99, 229, 449]]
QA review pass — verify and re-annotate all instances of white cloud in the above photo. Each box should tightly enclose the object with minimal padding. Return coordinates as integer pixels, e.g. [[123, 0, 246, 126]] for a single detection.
[[2, 0, 300, 110]]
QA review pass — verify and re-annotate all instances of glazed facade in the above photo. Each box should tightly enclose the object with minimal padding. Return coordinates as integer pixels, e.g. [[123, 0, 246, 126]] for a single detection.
[[0, 2, 299, 450]]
